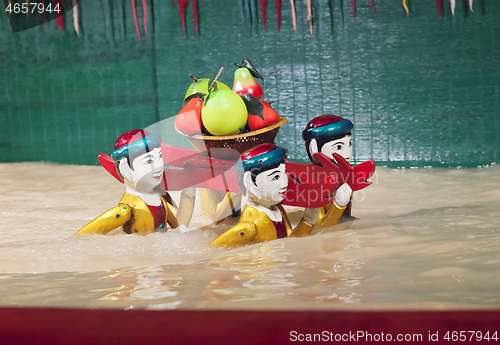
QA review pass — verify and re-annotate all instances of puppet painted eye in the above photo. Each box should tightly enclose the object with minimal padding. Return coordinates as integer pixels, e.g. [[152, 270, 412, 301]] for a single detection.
[[336, 144, 343, 150], [144, 159, 154, 165], [349, 140, 352, 147], [272, 175, 280, 181]]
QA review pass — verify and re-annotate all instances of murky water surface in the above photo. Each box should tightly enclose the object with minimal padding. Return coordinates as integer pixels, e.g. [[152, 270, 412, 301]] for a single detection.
[[1, 163, 499, 310]]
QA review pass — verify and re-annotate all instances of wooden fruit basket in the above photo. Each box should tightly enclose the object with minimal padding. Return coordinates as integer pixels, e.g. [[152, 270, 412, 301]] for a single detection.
[[176, 117, 288, 160]]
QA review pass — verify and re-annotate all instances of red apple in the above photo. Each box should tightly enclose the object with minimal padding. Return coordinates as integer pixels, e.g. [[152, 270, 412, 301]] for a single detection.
[[248, 100, 280, 131], [175, 98, 204, 135]]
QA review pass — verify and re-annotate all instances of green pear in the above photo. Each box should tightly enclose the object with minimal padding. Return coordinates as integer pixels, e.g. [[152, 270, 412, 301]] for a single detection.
[[202, 89, 248, 136]]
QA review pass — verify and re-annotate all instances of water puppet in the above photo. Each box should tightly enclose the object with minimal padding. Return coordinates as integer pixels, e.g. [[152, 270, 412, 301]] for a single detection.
[[302, 115, 375, 227], [75, 129, 195, 235], [200, 188, 242, 224], [210, 143, 322, 248]]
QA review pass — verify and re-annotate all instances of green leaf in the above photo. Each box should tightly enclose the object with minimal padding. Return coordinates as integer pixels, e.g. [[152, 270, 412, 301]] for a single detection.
[[204, 75, 216, 106], [207, 75, 216, 92], [241, 94, 264, 120], [203, 92, 211, 106], [182, 92, 207, 107]]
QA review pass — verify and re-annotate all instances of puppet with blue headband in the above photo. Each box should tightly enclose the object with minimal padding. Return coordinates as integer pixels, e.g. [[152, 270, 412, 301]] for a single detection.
[[302, 115, 356, 227], [210, 143, 321, 248], [75, 129, 195, 235]]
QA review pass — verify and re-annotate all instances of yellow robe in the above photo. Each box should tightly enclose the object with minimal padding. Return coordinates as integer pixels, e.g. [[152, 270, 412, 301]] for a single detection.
[[315, 197, 354, 228], [210, 205, 314, 248], [75, 193, 179, 235]]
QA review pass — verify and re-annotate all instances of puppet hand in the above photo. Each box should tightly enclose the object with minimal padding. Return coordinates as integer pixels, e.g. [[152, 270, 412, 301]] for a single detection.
[[335, 183, 352, 207]]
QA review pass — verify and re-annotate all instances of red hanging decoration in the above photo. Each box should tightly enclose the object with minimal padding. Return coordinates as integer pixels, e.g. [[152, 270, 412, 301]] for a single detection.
[[173, 0, 197, 36], [174, 0, 188, 35], [261, 0, 267, 30], [131, 0, 141, 40], [370, 0, 376, 17], [192, 0, 198, 36], [352, 0, 356, 18], [275, 0, 280, 31], [142, 0, 148, 35], [437, 0, 442, 20], [40, 0, 44, 25], [55, 0, 63, 30]]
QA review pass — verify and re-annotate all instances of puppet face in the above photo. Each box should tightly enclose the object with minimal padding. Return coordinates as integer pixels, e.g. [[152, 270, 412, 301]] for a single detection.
[[320, 134, 352, 163], [248, 163, 288, 205], [120, 147, 164, 192]]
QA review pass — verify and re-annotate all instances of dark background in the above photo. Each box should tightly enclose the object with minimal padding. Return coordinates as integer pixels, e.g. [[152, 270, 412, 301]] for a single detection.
[[1, 0, 498, 167]]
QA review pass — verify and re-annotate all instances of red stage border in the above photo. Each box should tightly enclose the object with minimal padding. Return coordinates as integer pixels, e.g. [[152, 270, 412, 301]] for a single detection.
[[0, 308, 498, 344]]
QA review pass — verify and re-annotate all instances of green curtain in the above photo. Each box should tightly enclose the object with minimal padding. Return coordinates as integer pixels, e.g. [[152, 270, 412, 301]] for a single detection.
[[0, 0, 498, 167]]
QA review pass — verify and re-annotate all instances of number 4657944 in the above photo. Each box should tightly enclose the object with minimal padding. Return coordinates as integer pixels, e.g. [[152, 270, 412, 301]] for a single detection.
[[6, 2, 61, 14], [444, 331, 498, 342]]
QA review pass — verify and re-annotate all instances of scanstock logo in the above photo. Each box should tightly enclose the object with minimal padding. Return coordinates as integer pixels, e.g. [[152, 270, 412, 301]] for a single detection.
[[4, 0, 80, 32]]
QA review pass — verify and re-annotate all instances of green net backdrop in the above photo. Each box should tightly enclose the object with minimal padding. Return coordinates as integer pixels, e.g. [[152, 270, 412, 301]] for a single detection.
[[0, 0, 499, 167]]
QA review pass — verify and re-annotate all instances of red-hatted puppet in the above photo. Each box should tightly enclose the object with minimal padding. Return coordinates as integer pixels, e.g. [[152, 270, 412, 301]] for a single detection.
[[210, 143, 321, 248], [75, 129, 195, 235], [302, 115, 363, 227]]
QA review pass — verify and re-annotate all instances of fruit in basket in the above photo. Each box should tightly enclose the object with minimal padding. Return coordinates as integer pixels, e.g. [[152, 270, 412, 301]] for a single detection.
[[251, 100, 280, 130], [202, 89, 248, 136], [184, 75, 230, 101], [232, 59, 264, 100], [233, 68, 263, 99], [241, 94, 280, 131], [175, 97, 204, 135]]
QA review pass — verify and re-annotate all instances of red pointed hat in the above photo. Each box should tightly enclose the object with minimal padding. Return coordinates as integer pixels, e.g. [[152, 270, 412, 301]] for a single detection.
[[302, 115, 353, 141], [239, 143, 287, 171], [111, 129, 161, 162], [114, 129, 151, 150]]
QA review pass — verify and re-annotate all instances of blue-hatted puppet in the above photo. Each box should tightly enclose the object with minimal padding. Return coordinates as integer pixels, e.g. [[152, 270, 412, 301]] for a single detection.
[[210, 143, 322, 248], [302, 115, 368, 227], [75, 129, 195, 235]]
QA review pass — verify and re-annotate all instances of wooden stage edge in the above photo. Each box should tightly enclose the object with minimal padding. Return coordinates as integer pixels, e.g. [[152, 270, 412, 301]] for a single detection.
[[0, 308, 498, 344]]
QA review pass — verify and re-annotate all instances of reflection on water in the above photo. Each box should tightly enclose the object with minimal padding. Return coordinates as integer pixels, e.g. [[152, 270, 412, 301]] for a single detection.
[[0, 163, 499, 310], [94, 266, 181, 302]]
